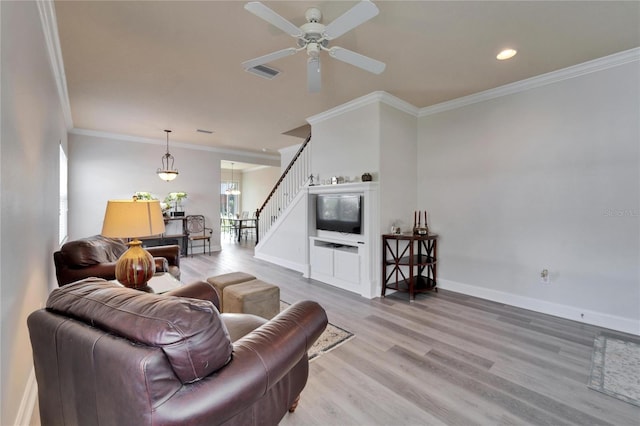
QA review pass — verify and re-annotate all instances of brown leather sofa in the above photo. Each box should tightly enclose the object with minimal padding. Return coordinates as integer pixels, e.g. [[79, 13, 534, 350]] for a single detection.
[[53, 235, 180, 286], [27, 278, 328, 425]]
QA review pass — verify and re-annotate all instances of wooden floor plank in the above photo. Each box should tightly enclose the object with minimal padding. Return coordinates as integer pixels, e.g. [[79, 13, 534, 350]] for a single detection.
[[178, 240, 640, 426]]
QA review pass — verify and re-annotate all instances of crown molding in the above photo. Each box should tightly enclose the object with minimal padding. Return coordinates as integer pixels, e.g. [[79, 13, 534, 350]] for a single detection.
[[307, 91, 419, 125], [419, 47, 640, 117], [37, 0, 73, 129], [69, 128, 280, 161]]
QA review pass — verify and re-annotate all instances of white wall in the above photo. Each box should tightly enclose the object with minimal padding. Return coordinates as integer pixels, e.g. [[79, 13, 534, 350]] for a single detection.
[[254, 190, 309, 273], [310, 102, 380, 184], [279, 143, 301, 175], [241, 166, 280, 215], [417, 58, 640, 333], [259, 94, 419, 296], [1, 2, 68, 424], [260, 100, 384, 276], [379, 103, 418, 233], [68, 133, 279, 253]]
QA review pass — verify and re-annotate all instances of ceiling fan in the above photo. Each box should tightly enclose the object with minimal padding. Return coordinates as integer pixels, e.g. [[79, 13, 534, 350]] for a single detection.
[[242, 0, 386, 92]]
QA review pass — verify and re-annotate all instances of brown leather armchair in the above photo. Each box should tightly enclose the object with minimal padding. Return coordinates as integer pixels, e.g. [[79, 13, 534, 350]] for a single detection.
[[27, 278, 328, 425], [53, 235, 180, 286]]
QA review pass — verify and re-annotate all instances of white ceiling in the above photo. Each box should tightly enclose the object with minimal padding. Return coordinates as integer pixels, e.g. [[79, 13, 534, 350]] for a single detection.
[[54, 1, 639, 156]]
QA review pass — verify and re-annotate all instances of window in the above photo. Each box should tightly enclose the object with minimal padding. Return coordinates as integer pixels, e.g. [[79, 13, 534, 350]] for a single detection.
[[220, 181, 239, 217], [59, 144, 68, 244]]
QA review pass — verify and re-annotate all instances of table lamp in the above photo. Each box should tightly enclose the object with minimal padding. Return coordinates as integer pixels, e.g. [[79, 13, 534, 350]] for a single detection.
[[101, 198, 166, 289]]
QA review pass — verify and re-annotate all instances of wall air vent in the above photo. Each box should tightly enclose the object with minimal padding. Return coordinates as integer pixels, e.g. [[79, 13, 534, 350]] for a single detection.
[[246, 64, 281, 80]]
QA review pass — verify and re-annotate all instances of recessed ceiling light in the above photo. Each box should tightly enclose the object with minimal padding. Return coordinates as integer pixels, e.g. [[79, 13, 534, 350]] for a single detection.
[[497, 49, 517, 60]]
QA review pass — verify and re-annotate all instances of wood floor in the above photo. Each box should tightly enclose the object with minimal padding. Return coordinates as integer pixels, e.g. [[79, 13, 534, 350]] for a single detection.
[[181, 238, 640, 426]]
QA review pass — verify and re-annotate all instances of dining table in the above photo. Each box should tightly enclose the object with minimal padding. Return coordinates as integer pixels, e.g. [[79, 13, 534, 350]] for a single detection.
[[232, 218, 257, 242]]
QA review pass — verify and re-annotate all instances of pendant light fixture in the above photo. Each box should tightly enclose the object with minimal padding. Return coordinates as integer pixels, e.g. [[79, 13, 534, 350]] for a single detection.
[[157, 129, 179, 181], [225, 162, 241, 195]]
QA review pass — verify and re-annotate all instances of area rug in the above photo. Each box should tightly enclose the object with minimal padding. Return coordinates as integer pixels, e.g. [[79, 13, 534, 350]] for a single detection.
[[588, 332, 640, 407], [280, 301, 354, 361]]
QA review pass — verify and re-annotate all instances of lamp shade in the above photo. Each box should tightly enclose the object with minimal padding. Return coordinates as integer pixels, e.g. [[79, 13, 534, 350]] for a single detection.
[[101, 199, 166, 289], [101, 199, 165, 238]]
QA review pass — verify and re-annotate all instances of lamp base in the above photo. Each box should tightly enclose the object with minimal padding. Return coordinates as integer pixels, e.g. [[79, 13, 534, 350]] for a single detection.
[[115, 239, 155, 289]]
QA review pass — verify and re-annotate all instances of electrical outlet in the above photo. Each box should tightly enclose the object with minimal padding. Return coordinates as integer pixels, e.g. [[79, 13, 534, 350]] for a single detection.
[[540, 269, 550, 284]]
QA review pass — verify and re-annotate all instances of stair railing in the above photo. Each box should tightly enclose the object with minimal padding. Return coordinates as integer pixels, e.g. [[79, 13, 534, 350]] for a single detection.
[[255, 133, 311, 243]]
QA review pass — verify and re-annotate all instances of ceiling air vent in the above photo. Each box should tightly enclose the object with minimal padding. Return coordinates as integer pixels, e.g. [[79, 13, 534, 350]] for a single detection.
[[246, 64, 281, 80]]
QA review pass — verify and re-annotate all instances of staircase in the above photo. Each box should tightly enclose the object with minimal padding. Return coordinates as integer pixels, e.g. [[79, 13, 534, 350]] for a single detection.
[[256, 133, 311, 243]]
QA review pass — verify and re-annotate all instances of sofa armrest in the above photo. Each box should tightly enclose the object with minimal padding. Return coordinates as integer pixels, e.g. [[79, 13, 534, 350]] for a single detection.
[[164, 280, 220, 310], [147, 245, 180, 268], [153, 301, 328, 424], [56, 262, 118, 286], [154, 257, 169, 273]]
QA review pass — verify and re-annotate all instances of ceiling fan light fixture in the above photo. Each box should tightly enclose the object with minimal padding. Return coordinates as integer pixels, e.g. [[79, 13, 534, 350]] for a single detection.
[[497, 48, 517, 60]]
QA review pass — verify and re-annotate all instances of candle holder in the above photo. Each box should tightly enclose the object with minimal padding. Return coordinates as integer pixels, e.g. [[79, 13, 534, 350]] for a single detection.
[[412, 210, 429, 235]]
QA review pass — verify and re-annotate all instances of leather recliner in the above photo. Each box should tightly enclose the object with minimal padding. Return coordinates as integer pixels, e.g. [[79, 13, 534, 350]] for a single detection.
[[53, 235, 181, 286], [27, 278, 328, 425]]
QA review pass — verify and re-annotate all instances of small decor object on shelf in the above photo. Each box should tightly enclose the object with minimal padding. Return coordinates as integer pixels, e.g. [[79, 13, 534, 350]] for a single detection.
[[362, 172, 372, 182], [165, 192, 188, 217], [413, 210, 429, 235], [134, 192, 171, 217]]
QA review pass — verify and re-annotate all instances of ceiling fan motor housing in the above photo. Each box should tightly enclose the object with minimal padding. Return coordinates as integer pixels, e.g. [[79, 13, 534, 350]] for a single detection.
[[306, 42, 321, 58], [305, 7, 322, 23]]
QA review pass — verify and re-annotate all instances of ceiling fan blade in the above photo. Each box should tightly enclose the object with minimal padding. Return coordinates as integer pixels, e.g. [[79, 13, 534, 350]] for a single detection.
[[244, 2, 303, 38], [307, 57, 321, 92], [328, 46, 386, 74], [242, 48, 297, 70], [322, 0, 379, 40]]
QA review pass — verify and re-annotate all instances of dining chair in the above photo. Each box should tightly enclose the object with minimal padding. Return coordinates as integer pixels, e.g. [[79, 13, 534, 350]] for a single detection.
[[186, 215, 212, 256]]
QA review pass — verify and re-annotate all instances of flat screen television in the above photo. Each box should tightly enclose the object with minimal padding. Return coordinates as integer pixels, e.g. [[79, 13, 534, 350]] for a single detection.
[[316, 193, 362, 234]]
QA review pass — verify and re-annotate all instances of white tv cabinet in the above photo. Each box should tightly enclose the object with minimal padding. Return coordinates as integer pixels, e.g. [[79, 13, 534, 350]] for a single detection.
[[310, 237, 363, 294], [306, 182, 379, 298]]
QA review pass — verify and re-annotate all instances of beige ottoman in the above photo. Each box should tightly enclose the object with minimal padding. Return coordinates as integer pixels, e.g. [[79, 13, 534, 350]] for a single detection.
[[206, 272, 256, 311], [223, 279, 280, 320]]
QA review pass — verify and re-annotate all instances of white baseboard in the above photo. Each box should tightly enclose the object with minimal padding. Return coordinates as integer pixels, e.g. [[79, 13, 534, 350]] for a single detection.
[[15, 368, 37, 426], [438, 279, 639, 335], [254, 252, 306, 275]]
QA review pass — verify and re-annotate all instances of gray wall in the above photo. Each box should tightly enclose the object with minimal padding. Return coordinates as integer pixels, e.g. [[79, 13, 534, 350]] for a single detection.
[[1, 2, 68, 424], [68, 132, 279, 253], [418, 59, 640, 332]]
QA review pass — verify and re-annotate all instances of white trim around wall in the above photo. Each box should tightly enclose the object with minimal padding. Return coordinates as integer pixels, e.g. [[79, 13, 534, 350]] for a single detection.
[[307, 91, 420, 125], [419, 47, 640, 117], [69, 128, 281, 162], [306, 48, 640, 127], [14, 368, 38, 426], [37, 0, 73, 129], [438, 279, 640, 336]]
